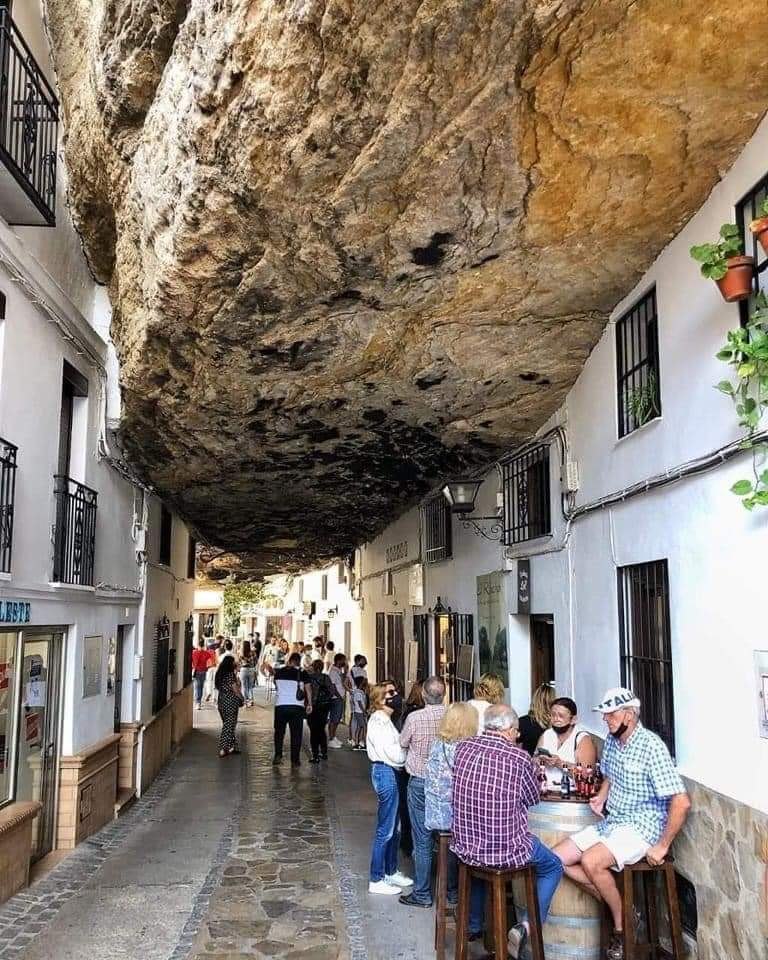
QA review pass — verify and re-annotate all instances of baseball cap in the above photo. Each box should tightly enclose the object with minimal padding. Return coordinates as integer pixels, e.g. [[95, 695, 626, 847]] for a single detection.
[[593, 687, 641, 714]]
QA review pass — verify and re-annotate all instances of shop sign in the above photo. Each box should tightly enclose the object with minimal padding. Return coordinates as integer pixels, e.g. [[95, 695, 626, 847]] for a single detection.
[[385, 541, 408, 565], [517, 559, 531, 614], [0, 600, 31, 624]]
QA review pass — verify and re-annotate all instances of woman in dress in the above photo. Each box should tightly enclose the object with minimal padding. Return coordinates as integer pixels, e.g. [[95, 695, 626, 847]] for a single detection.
[[536, 697, 597, 790], [424, 702, 479, 905], [215, 656, 244, 758]]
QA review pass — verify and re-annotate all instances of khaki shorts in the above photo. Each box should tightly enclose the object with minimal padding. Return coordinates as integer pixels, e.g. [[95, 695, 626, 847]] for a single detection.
[[571, 824, 650, 871]]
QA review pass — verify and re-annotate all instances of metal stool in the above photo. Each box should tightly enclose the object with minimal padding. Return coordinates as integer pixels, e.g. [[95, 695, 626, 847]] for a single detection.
[[602, 859, 684, 960], [434, 831, 453, 960], [455, 861, 545, 960]]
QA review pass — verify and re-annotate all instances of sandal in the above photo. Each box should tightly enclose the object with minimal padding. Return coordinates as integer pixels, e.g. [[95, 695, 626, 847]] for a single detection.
[[219, 750, 228, 758]]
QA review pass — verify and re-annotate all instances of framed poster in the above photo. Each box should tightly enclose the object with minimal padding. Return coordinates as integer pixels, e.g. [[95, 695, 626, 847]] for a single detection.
[[455, 644, 475, 684], [408, 564, 424, 607], [106, 636, 117, 696], [476, 572, 509, 688], [83, 635, 102, 698]]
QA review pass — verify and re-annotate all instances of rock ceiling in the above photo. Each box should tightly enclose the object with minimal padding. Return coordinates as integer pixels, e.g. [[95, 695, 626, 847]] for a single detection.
[[44, 0, 768, 577]]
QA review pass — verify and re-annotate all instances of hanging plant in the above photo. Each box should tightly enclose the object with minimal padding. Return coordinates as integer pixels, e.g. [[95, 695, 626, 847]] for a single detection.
[[626, 370, 660, 429], [749, 198, 768, 256], [690, 223, 754, 302], [715, 292, 768, 509]]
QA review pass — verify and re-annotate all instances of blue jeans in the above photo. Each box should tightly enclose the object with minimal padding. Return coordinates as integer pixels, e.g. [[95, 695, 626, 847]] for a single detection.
[[240, 667, 254, 702], [193, 672, 205, 705], [407, 776, 433, 904], [469, 837, 564, 934], [370, 763, 401, 882]]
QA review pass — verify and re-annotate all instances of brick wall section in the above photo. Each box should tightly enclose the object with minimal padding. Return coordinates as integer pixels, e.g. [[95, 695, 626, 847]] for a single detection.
[[118, 723, 141, 794], [56, 735, 121, 849], [140, 685, 193, 794], [0, 802, 41, 904]]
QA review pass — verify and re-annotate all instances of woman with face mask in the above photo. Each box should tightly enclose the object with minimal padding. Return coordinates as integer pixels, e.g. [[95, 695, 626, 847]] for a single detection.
[[365, 682, 413, 896], [536, 697, 597, 790]]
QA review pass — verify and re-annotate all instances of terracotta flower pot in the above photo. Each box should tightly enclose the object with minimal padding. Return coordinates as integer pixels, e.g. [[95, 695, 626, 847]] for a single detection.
[[750, 216, 768, 256], [715, 255, 754, 303]]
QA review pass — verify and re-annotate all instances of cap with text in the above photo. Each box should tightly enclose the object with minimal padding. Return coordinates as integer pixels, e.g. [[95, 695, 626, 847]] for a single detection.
[[593, 687, 641, 714]]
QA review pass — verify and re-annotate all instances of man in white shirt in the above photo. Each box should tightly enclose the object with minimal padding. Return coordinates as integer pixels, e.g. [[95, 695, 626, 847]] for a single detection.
[[351, 655, 368, 681]]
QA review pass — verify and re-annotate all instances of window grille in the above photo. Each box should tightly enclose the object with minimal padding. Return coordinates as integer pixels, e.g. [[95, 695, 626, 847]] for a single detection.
[[298, 578, 304, 601], [337, 561, 345, 584], [0, 436, 17, 574], [187, 536, 196, 580], [182, 616, 194, 687], [343, 621, 352, 659], [616, 288, 661, 438], [382, 570, 393, 596], [736, 173, 768, 326], [159, 505, 172, 566], [321, 574, 328, 600], [617, 559, 675, 755], [502, 445, 551, 545], [152, 615, 170, 714], [375, 613, 385, 681], [421, 495, 453, 563]]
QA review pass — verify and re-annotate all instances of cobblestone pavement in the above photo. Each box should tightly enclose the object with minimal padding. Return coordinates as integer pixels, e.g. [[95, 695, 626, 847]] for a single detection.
[[0, 697, 432, 960]]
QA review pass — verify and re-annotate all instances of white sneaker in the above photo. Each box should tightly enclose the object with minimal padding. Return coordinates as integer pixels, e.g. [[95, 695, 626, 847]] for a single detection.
[[368, 880, 401, 895], [328, 738, 343, 749], [385, 871, 413, 888], [346, 738, 355, 746]]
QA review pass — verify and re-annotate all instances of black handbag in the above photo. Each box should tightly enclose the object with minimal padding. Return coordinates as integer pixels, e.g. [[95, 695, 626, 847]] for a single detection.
[[296, 668, 306, 703]]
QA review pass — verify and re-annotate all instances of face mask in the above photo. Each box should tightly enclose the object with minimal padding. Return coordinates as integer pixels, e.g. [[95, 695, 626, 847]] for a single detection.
[[611, 721, 629, 739], [551, 723, 572, 736], [385, 693, 403, 711]]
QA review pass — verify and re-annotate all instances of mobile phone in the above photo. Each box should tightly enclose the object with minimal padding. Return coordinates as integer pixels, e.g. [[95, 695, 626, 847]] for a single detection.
[[535, 748, 553, 758]]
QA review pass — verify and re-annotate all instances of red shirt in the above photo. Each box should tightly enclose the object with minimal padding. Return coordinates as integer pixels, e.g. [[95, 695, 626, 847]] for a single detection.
[[192, 649, 211, 672]]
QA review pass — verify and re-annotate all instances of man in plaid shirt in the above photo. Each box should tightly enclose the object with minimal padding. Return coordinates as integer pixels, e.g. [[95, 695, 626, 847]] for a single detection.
[[398, 676, 447, 907], [451, 704, 563, 958], [553, 688, 690, 960]]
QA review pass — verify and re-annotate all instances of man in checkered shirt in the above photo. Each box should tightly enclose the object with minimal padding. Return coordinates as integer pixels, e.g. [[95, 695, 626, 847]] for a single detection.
[[553, 687, 691, 960], [451, 703, 563, 959]]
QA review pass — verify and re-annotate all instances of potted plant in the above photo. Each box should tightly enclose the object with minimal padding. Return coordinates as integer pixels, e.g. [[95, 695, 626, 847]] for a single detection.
[[749, 198, 768, 256], [690, 223, 754, 302]]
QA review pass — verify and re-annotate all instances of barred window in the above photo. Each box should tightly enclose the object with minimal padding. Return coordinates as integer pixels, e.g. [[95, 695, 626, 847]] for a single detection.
[[321, 574, 328, 600], [421, 495, 452, 563], [298, 578, 304, 602], [187, 536, 196, 580], [502, 445, 551, 546], [159, 505, 173, 566], [736, 173, 768, 326], [337, 561, 346, 584], [616, 288, 661, 438], [618, 560, 675, 755]]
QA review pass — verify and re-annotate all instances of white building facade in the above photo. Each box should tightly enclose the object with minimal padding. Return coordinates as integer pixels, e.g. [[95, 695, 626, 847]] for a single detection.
[[0, 0, 195, 896], [355, 114, 768, 959]]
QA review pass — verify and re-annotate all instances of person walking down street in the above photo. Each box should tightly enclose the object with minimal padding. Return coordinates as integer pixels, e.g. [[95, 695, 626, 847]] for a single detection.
[[191, 639, 211, 710], [203, 634, 224, 704], [265, 652, 313, 767], [350, 676, 368, 749], [451, 704, 564, 959], [307, 659, 335, 762], [366, 682, 413, 896], [323, 640, 336, 672], [466, 673, 505, 732], [215, 656, 244, 758], [239, 641, 256, 707], [327, 652, 350, 748], [552, 688, 691, 960], [398, 675, 447, 908], [518, 682, 556, 755], [424, 702, 479, 908]]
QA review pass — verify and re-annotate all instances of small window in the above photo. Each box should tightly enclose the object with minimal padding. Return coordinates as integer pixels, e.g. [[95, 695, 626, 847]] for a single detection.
[[502, 445, 551, 546], [343, 621, 352, 659], [337, 562, 346, 584], [321, 574, 328, 600], [421, 495, 453, 563], [616, 288, 661, 438], [617, 559, 675, 754], [383, 570, 394, 596], [298, 578, 304, 602], [736, 173, 768, 326], [159, 505, 172, 566], [187, 536, 196, 580]]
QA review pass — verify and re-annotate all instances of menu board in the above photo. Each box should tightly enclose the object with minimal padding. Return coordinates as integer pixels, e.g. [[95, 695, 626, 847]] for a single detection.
[[83, 635, 102, 698]]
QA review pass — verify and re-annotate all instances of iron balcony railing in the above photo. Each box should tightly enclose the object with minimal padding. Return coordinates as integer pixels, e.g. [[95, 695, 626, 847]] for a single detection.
[[0, 436, 17, 574], [0, 7, 59, 225], [53, 476, 97, 586]]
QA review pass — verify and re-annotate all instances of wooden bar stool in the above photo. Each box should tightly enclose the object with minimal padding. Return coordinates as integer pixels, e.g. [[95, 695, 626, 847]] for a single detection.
[[455, 861, 545, 960], [610, 859, 684, 960], [434, 831, 453, 960]]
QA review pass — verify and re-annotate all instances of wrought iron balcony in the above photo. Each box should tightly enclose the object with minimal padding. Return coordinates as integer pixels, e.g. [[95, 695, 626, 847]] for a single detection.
[[0, 436, 17, 574], [53, 476, 97, 586], [0, 8, 59, 226]]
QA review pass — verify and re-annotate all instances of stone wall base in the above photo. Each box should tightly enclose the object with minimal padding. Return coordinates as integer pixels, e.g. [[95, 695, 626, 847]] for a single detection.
[[140, 684, 193, 794], [0, 802, 41, 904], [56, 734, 121, 849]]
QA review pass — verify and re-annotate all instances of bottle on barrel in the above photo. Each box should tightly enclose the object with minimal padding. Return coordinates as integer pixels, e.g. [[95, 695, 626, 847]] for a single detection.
[[538, 762, 548, 796], [560, 768, 571, 799], [584, 764, 594, 798], [574, 763, 584, 796]]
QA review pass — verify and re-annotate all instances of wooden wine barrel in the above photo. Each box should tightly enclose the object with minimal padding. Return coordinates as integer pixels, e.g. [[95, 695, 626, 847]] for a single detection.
[[512, 798, 602, 960]]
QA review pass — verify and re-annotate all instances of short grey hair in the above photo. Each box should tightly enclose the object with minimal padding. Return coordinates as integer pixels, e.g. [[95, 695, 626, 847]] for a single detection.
[[626, 706, 640, 721], [484, 703, 519, 731], [423, 676, 446, 705]]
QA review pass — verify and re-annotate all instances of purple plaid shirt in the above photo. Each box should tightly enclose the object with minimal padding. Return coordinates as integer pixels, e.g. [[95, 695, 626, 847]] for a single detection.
[[451, 733, 539, 868]]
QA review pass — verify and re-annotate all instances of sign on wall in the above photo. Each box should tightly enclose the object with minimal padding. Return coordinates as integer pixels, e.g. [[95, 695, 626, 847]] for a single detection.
[[517, 559, 531, 614], [408, 564, 424, 607], [476, 572, 509, 689], [0, 600, 31, 624], [83, 635, 102, 698], [385, 541, 408, 565]]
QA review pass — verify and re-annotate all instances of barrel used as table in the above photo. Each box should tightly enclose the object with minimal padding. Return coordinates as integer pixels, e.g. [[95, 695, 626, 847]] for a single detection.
[[512, 796, 602, 960]]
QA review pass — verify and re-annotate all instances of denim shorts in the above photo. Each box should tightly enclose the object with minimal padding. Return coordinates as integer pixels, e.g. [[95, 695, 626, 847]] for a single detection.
[[329, 698, 344, 724]]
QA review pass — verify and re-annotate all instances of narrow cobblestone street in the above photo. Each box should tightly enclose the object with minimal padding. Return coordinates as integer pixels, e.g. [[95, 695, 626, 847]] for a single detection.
[[0, 698, 434, 960]]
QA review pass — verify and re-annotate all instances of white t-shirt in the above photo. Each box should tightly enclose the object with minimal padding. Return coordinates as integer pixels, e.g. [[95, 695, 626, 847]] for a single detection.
[[351, 687, 367, 714], [540, 724, 590, 787], [467, 698, 491, 733], [351, 665, 368, 681], [273, 666, 311, 707]]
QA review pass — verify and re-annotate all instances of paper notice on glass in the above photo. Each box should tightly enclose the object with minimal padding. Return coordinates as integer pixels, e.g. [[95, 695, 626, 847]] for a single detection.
[[25, 679, 45, 707]]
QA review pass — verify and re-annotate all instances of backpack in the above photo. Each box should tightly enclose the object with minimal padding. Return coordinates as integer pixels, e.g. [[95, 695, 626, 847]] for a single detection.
[[314, 675, 335, 707]]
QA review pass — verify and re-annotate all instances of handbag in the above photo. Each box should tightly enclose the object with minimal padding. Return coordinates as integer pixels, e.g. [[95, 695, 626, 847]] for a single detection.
[[295, 668, 306, 703]]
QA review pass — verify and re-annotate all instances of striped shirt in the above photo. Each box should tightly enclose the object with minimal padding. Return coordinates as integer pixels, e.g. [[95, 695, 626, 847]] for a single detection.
[[400, 704, 446, 778], [451, 733, 539, 869]]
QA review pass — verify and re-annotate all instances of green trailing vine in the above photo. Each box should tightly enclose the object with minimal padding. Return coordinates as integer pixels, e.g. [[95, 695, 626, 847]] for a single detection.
[[715, 292, 768, 509], [626, 370, 660, 429]]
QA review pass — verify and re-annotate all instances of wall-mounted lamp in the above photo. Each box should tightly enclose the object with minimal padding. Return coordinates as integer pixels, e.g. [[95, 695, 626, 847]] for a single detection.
[[442, 479, 504, 542]]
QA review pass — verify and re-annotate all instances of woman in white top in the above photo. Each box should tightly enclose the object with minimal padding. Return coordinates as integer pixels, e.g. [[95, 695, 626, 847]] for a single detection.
[[466, 673, 505, 733], [537, 697, 597, 789], [366, 681, 413, 895]]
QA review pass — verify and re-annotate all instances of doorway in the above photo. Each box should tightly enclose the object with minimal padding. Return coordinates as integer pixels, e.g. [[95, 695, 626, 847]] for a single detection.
[[15, 631, 63, 861], [113, 626, 124, 733], [530, 615, 554, 694]]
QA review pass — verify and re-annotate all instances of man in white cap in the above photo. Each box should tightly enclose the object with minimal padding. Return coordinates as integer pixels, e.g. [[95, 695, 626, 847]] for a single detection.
[[552, 687, 690, 960]]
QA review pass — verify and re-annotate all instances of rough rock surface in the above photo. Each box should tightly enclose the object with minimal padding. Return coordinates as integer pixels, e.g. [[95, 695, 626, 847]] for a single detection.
[[44, 0, 768, 575]]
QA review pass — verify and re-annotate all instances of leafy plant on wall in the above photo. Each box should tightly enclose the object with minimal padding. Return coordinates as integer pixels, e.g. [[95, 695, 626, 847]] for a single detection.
[[626, 370, 660, 429], [222, 580, 266, 633], [715, 292, 768, 509]]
